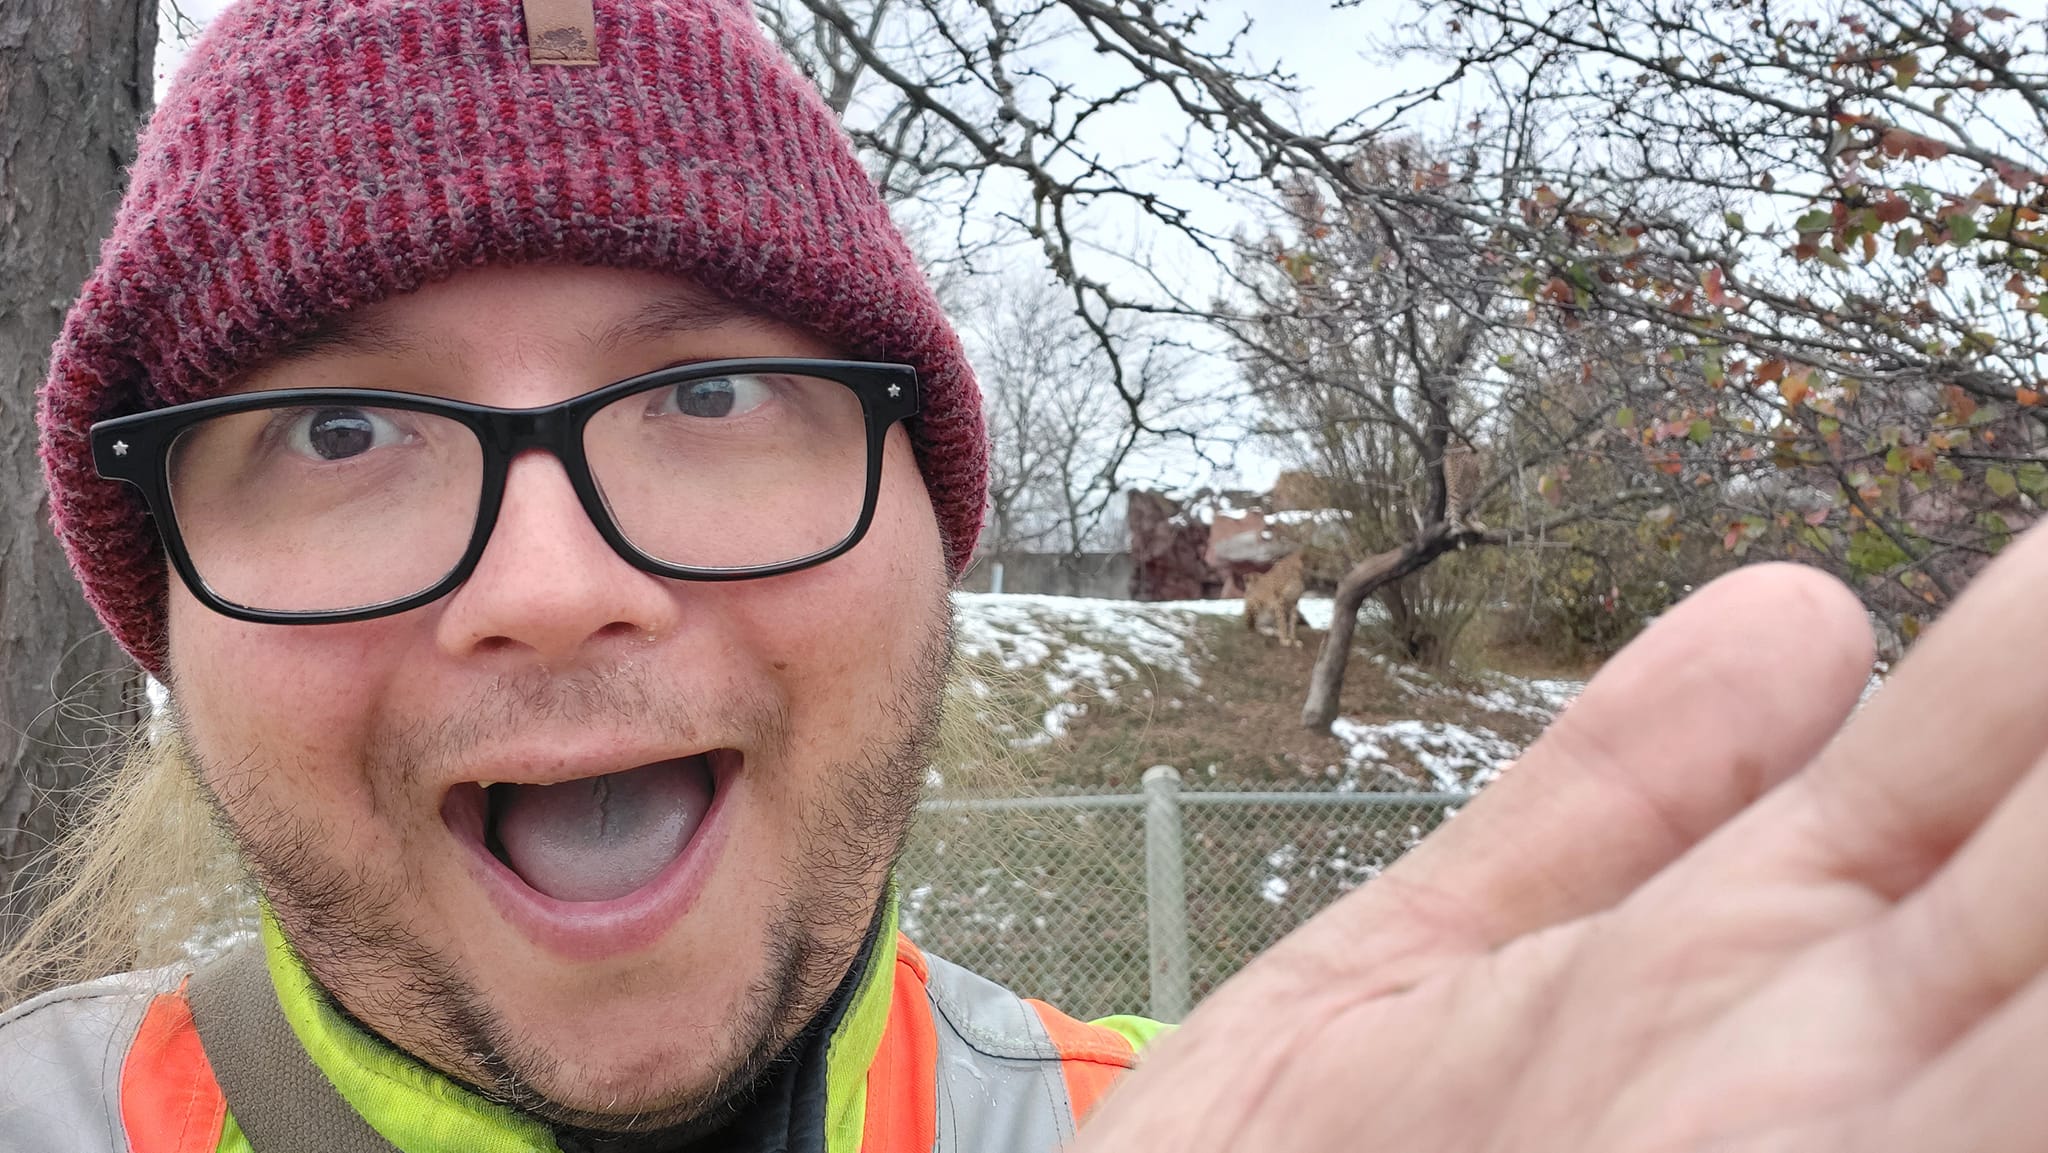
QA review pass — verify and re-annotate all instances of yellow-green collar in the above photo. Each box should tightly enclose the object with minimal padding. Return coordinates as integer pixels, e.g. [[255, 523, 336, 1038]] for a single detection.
[[256, 900, 901, 1153]]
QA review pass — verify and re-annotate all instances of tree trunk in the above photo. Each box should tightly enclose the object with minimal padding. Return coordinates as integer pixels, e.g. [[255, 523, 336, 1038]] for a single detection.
[[1300, 533, 1457, 733], [0, 0, 156, 941], [1379, 582, 1424, 661]]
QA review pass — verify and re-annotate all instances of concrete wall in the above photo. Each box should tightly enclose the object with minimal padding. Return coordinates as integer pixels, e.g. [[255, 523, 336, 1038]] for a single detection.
[[957, 550, 1135, 599]]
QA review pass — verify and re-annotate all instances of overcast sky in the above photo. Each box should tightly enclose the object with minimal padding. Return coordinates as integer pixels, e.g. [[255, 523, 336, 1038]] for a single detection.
[[159, 2, 1423, 113]]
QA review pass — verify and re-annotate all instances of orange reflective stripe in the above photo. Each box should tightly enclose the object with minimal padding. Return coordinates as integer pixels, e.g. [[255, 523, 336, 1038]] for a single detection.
[[893, 933, 929, 984], [860, 936, 938, 1153], [122, 985, 227, 1153], [1025, 999, 1136, 1124]]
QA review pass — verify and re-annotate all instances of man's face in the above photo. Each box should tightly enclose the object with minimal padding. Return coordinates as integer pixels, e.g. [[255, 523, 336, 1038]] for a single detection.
[[163, 265, 952, 1129]]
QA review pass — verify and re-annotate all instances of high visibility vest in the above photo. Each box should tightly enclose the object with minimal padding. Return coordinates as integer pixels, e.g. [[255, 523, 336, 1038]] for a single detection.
[[0, 934, 1149, 1153]]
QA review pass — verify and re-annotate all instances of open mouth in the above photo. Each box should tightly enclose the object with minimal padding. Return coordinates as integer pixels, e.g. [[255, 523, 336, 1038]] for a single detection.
[[442, 754, 721, 904]]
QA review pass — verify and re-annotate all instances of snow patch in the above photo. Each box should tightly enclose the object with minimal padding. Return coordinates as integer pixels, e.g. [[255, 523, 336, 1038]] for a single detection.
[[954, 593, 1218, 744], [955, 593, 1208, 684], [952, 592, 1584, 763], [1325, 660, 1580, 791], [1330, 717, 1523, 792], [1367, 654, 1581, 723], [1142, 596, 1359, 633]]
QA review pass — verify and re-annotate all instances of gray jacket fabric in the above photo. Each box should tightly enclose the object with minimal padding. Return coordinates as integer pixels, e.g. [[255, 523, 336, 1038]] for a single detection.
[[0, 967, 186, 1153], [0, 950, 1130, 1153]]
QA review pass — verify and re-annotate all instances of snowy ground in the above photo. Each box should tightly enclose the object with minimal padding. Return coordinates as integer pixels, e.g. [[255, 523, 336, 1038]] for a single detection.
[[952, 593, 1222, 746], [914, 593, 1593, 1012], [951, 592, 1582, 783], [954, 593, 1212, 685], [1130, 594, 1353, 632], [1327, 716, 1524, 793]]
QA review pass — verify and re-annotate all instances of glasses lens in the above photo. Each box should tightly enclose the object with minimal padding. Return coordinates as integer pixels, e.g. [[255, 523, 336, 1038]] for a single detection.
[[585, 371, 870, 570], [167, 402, 483, 613]]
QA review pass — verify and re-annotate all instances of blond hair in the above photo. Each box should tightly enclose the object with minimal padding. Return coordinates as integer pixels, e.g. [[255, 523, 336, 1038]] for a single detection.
[[0, 728, 250, 1009]]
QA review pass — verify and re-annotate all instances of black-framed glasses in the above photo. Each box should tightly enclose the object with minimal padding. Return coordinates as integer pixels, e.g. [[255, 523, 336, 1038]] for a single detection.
[[90, 358, 921, 624]]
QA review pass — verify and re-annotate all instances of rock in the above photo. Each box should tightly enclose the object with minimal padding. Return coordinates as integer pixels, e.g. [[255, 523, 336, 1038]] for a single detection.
[[1127, 491, 1222, 600]]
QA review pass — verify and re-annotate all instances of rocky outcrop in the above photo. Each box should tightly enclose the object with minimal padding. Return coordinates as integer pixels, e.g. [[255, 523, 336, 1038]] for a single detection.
[[1127, 491, 1223, 600], [1207, 510, 1294, 595]]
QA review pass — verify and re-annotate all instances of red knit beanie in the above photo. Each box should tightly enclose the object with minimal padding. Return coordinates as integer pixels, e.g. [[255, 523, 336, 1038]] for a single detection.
[[37, 0, 988, 675]]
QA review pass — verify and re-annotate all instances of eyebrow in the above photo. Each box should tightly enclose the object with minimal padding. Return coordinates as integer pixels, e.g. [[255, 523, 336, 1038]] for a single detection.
[[268, 287, 777, 366], [271, 312, 415, 363], [588, 290, 777, 355]]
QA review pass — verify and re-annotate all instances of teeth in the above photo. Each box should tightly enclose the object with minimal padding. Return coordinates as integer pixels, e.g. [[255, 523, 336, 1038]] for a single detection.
[[479, 780, 498, 789]]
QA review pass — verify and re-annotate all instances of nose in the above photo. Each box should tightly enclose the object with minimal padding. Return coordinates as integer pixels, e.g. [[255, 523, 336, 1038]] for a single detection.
[[434, 450, 683, 666]]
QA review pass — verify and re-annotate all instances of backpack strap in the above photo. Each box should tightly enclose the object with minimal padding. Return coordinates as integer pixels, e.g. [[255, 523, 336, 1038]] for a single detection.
[[185, 944, 401, 1153]]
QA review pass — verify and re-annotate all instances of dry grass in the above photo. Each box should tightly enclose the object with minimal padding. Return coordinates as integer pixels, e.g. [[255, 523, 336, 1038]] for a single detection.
[[1022, 615, 1556, 795]]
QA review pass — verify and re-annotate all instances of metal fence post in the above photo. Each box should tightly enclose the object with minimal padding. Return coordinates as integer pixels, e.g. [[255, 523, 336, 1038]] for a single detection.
[[1143, 765, 1190, 1021]]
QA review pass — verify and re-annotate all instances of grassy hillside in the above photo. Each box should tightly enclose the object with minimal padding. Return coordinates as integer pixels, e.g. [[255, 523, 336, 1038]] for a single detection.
[[941, 592, 1583, 795], [900, 593, 1588, 1020]]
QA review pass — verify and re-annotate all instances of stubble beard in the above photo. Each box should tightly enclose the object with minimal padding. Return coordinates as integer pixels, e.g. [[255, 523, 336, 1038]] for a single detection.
[[181, 612, 953, 1135]]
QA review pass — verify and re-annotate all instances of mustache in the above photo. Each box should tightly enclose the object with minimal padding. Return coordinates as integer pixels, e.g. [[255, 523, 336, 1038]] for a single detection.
[[364, 661, 794, 791]]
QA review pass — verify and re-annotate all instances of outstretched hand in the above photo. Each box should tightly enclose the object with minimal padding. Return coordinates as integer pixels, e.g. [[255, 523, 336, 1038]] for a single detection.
[[1075, 523, 2048, 1151]]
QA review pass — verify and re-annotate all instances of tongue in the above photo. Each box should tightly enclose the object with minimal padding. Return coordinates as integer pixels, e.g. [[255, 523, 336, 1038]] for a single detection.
[[492, 760, 713, 902]]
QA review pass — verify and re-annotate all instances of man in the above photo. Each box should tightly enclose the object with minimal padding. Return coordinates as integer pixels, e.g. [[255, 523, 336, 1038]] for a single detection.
[[12, 1, 2048, 1151], [2, 2, 1158, 1150]]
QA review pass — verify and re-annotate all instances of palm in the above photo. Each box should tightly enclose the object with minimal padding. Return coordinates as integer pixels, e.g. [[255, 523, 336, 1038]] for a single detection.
[[1077, 526, 2048, 1152]]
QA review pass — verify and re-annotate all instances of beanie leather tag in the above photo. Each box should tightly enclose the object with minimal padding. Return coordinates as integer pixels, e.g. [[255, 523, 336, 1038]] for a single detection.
[[522, 0, 599, 66]]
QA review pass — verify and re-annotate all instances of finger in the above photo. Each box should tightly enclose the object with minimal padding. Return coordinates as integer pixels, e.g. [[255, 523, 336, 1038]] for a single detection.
[[1581, 741, 2048, 1149], [1862, 741, 2048, 1048], [1717, 964, 2048, 1153], [1863, 963, 2048, 1153], [1281, 561, 1873, 993], [1594, 623, 2048, 1151], [1077, 565, 1872, 1153], [1562, 521, 2048, 1043], [1786, 519, 2048, 900]]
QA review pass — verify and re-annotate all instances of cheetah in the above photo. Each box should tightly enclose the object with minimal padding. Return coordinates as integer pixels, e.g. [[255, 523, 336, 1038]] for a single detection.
[[1442, 443, 1487, 533], [1243, 551, 1307, 648]]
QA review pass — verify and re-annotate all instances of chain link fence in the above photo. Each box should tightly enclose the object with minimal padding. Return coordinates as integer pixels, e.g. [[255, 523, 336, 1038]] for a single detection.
[[896, 770, 1466, 1023]]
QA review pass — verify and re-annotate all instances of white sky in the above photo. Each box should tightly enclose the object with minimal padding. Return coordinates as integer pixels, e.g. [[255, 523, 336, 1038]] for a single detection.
[[159, 2, 1424, 122]]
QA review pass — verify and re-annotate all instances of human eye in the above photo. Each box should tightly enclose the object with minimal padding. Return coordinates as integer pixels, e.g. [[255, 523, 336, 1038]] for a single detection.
[[279, 405, 414, 462], [649, 375, 777, 420]]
